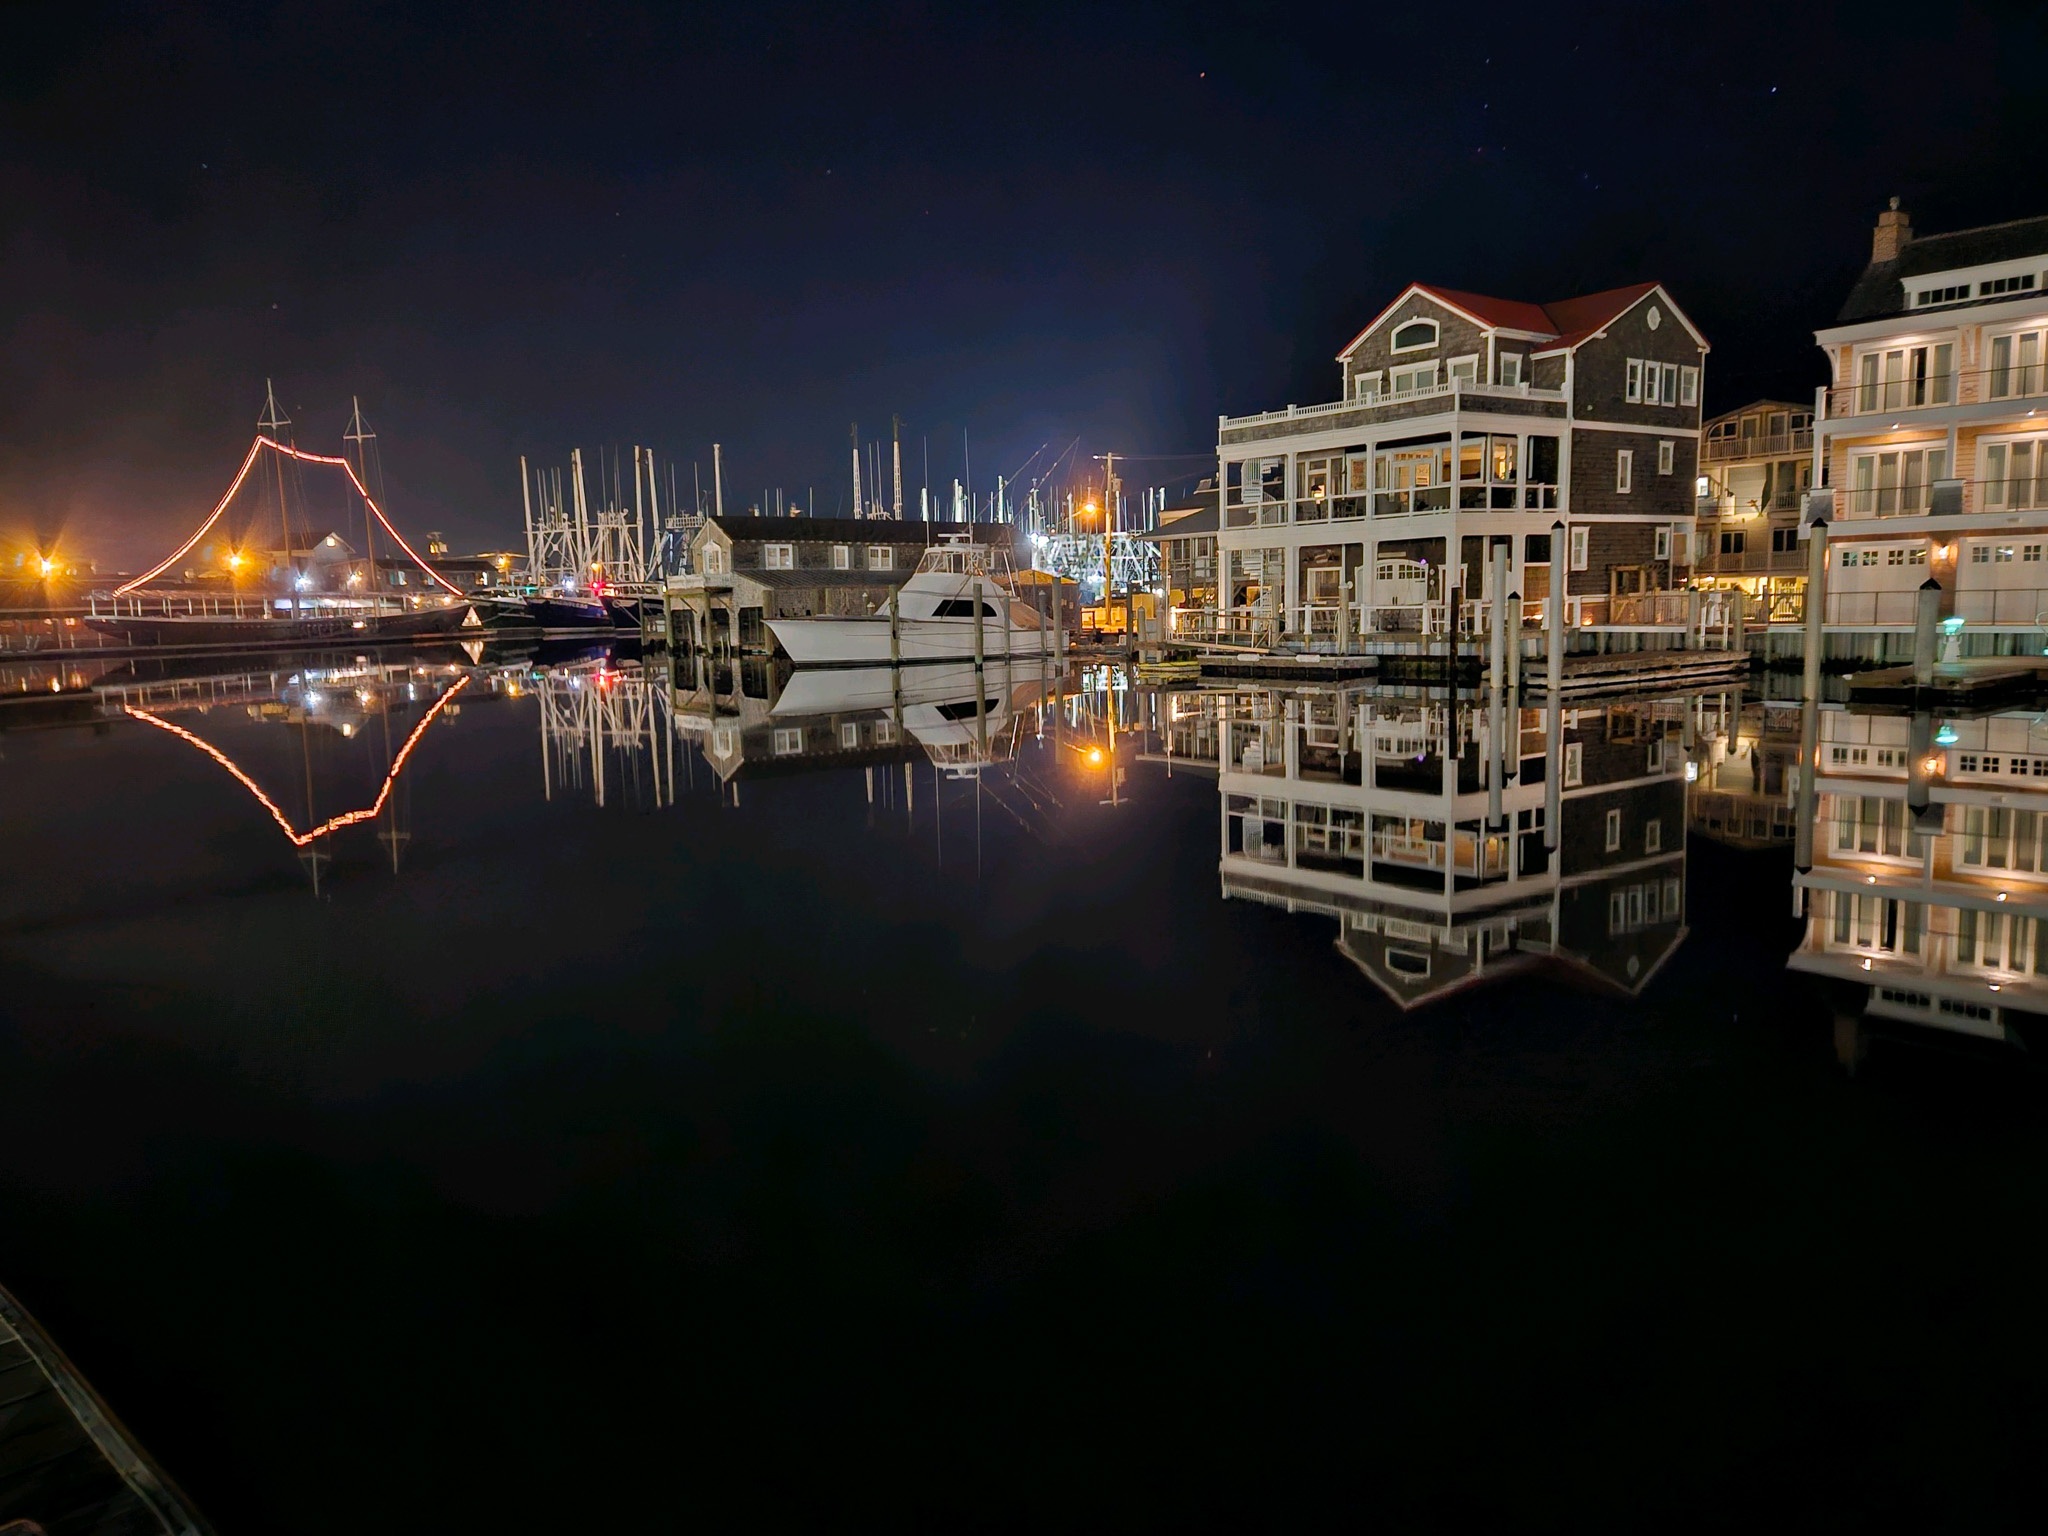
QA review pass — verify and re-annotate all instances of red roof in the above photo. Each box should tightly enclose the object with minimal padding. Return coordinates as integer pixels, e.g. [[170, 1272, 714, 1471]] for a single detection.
[[1536, 281, 1664, 349], [1414, 285, 1556, 335], [1338, 279, 1703, 358]]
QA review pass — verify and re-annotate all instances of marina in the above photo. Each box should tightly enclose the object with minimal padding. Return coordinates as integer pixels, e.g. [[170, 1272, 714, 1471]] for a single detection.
[[9, 5, 2048, 1525]]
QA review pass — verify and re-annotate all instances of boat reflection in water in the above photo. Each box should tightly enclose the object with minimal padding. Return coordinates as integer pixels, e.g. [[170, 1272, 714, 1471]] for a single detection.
[[1151, 681, 1695, 1006]]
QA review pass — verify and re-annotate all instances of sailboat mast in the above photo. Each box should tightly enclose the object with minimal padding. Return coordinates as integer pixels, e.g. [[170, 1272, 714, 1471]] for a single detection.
[[892, 415, 904, 519], [850, 423, 863, 521], [345, 396, 378, 604]]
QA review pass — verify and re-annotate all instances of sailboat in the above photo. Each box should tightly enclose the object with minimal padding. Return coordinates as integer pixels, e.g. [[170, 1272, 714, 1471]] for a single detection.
[[88, 386, 480, 649], [765, 535, 1055, 665]]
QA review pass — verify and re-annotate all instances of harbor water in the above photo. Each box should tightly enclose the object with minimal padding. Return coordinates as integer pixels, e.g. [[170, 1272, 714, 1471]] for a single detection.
[[3, 644, 2045, 1530]]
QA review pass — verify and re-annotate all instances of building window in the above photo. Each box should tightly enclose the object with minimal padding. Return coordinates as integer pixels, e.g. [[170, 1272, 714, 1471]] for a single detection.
[[840, 722, 860, 749], [1605, 808, 1623, 851], [1850, 447, 1949, 515], [875, 718, 896, 743], [1390, 362, 1437, 396], [1679, 366, 1699, 407], [1448, 355, 1478, 389], [1569, 526, 1589, 571], [1352, 370, 1383, 402], [1720, 530, 1746, 555], [772, 727, 803, 755], [1498, 353, 1522, 387], [1564, 741, 1583, 786], [1626, 359, 1642, 403], [1655, 527, 1672, 561], [764, 543, 794, 570], [1916, 284, 1968, 306], [1391, 319, 1438, 352], [1856, 343, 1957, 410], [1657, 439, 1675, 476], [833, 545, 851, 569], [867, 546, 893, 570], [1982, 274, 2038, 297], [1983, 438, 2048, 509], [704, 546, 725, 574], [1617, 450, 1633, 494], [1772, 527, 1798, 554], [1645, 819, 1663, 854]]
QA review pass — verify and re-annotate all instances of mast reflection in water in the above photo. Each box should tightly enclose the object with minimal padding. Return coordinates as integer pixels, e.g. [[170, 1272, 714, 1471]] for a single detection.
[[3, 647, 2046, 1531]]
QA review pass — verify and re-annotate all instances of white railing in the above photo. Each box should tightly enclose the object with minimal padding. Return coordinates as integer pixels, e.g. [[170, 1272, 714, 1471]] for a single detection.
[[1222, 377, 1568, 432], [1703, 429, 1813, 462]]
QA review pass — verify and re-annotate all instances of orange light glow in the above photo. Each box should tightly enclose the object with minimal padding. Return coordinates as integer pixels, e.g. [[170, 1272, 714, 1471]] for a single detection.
[[1088, 747, 1104, 765], [123, 674, 470, 845]]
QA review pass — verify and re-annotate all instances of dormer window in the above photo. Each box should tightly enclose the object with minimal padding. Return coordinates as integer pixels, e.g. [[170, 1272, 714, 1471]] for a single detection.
[[1915, 284, 1969, 306], [1982, 274, 2038, 298], [1391, 319, 1438, 353]]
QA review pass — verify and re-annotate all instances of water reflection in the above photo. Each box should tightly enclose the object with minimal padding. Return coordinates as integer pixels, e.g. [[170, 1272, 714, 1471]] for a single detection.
[[11, 637, 2042, 1055], [1148, 682, 1694, 1005], [1792, 698, 2048, 1049]]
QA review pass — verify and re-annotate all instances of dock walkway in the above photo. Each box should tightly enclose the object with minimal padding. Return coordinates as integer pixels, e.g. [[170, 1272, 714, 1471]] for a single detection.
[[0, 1284, 211, 1536]]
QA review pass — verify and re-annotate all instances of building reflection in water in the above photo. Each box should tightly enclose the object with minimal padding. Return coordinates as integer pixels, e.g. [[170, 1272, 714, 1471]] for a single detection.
[[1156, 681, 1696, 1006], [1791, 698, 2048, 1049]]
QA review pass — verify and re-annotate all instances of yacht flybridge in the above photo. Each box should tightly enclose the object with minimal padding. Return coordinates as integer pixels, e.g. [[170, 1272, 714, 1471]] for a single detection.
[[766, 536, 1054, 666]]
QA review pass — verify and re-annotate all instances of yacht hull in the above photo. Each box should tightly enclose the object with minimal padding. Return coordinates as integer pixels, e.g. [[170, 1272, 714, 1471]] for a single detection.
[[85, 603, 477, 650], [766, 615, 1053, 666]]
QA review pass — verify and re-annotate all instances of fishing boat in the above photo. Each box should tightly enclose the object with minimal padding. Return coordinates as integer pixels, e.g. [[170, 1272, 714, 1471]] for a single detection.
[[765, 537, 1055, 666], [88, 389, 478, 650]]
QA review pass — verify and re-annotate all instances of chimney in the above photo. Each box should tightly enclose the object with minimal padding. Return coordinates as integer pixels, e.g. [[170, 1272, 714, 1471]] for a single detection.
[[1872, 197, 1913, 264]]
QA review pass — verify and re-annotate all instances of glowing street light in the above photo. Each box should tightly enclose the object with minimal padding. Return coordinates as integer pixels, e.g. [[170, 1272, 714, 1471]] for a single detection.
[[36, 556, 54, 579]]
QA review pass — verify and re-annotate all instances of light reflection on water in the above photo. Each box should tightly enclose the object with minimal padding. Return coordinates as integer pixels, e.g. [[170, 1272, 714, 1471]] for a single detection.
[[2, 640, 2045, 1529]]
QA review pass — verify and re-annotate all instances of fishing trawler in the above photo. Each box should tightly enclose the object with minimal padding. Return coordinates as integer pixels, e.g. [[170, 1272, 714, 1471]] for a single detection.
[[765, 536, 1054, 665], [88, 389, 478, 649]]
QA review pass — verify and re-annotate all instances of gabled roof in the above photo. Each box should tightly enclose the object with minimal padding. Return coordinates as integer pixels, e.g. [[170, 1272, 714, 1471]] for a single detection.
[[1838, 213, 2048, 323], [1338, 280, 1705, 360]]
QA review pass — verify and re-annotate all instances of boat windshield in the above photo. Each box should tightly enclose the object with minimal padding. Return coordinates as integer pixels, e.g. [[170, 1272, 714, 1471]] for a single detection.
[[914, 542, 1015, 584]]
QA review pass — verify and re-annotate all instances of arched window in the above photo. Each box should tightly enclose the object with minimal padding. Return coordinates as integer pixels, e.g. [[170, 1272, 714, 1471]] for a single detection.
[[1391, 319, 1438, 353]]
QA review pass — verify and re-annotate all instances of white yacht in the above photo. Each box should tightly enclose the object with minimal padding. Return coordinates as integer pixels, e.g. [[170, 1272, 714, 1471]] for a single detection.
[[765, 538, 1055, 666]]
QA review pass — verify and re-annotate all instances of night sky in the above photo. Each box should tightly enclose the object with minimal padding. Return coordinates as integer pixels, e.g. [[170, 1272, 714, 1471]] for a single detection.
[[4, 0, 2046, 565]]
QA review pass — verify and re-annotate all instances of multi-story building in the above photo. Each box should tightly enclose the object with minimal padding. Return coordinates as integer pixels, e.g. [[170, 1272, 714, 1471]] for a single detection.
[[1790, 700, 2048, 1050], [1211, 281, 1708, 653], [1139, 482, 1220, 639], [668, 516, 1011, 653], [1189, 681, 1691, 1006], [1691, 399, 1814, 625], [1805, 202, 2048, 663]]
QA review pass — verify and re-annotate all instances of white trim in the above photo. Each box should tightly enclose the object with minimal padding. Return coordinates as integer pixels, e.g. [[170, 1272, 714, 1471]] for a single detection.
[[1617, 449, 1633, 494], [1572, 420, 1700, 437]]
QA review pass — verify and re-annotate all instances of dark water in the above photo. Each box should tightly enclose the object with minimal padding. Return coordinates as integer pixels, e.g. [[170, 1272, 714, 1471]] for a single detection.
[[3, 646, 2046, 1531]]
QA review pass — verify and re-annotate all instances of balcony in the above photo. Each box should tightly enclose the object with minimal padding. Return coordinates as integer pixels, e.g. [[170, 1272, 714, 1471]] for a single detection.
[[1220, 377, 1568, 441], [1702, 429, 1813, 462], [1226, 483, 1560, 529], [1822, 364, 2048, 420]]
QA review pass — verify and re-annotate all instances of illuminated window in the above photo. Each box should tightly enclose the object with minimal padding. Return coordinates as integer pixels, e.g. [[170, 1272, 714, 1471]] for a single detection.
[[833, 545, 851, 569], [764, 543, 794, 570]]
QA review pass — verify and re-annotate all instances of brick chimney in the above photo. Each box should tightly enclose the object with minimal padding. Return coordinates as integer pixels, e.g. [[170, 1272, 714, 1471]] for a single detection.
[[1872, 197, 1913, 264]]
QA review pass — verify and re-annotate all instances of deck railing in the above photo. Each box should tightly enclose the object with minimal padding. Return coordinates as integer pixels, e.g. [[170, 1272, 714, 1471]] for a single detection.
[[1222, 377, 1568, 432], [1226, 483, 1559, 527], [1823, 364, 2048, 419], [1702, 429, 1813, 461]]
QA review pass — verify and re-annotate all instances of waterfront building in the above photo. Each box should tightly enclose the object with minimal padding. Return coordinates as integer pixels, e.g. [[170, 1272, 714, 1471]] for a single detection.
[[1687, 692, 1801, 848], [1800, 202, 2048, 664], [667, 516, 1011, 653], [1197, 682, 1692, 1006], [1138, 483, 1221, 639], [1691, 400, 1814, 625], [1790, 700, 2048, 1049], [1210, 281, 1708, 654]]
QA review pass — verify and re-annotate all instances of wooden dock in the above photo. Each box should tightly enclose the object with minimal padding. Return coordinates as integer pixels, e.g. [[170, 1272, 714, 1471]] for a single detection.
[[1847, 658, 2048, 711], [0, 1283, 212, 1535]]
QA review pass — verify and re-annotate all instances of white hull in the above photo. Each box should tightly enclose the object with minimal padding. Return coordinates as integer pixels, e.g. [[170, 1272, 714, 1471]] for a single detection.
[[766, 614, 1053, 666], [771, 661, 1050, 717]]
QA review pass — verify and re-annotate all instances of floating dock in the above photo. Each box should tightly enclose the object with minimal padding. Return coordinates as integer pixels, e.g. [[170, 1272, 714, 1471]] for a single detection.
[[1846, 657, 2048, 712]]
